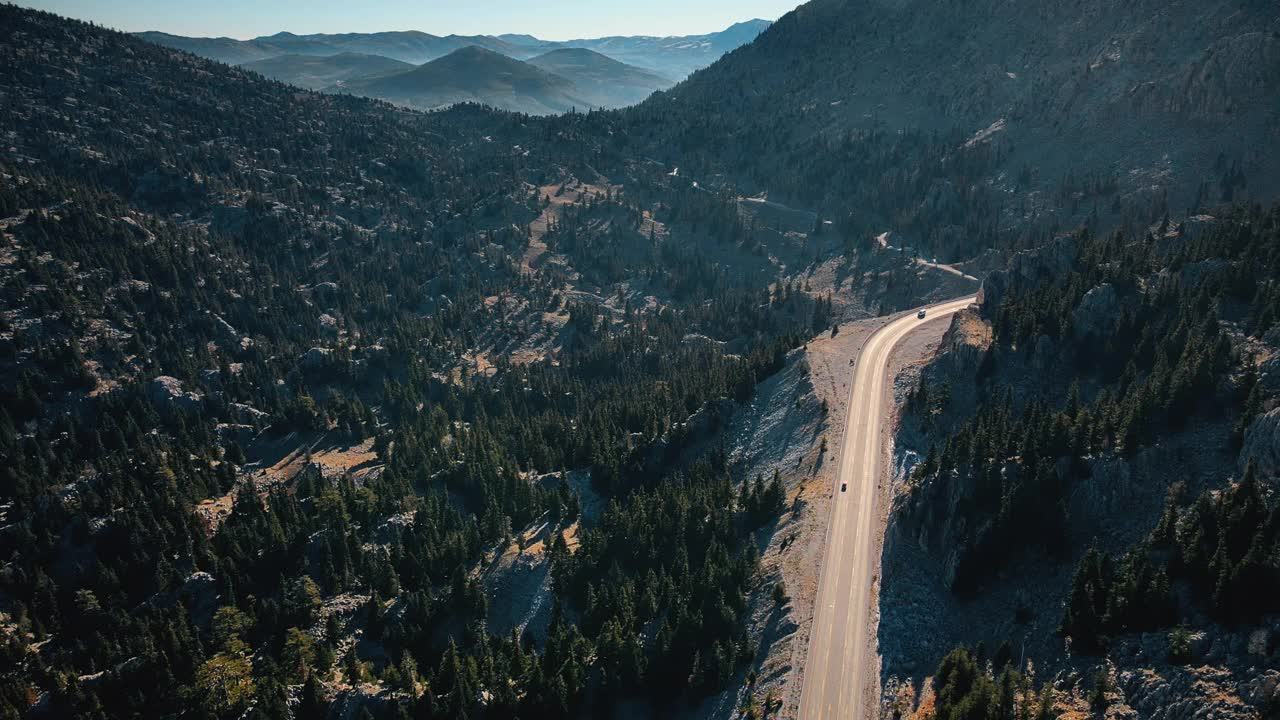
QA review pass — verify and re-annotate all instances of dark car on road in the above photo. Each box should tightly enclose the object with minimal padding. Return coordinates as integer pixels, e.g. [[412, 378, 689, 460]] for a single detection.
[[917, 309, 927, 319]]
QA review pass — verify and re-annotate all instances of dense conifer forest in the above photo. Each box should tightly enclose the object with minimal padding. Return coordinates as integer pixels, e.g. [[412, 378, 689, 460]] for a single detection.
[[0, 6, 833, 717], [901, 205, 1280, 708]]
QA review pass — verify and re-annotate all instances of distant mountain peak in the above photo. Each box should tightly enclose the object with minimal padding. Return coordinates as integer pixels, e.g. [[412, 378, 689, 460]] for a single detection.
[[137, 19, 769, 84], [446, 44, 503, 58]]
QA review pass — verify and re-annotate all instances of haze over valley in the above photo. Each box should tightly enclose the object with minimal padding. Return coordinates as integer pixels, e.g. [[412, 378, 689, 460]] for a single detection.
[[137, 20, 771, 113]]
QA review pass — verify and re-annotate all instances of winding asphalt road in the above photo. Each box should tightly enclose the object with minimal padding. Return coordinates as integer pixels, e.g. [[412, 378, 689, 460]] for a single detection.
[[798, 296, 977, 720]]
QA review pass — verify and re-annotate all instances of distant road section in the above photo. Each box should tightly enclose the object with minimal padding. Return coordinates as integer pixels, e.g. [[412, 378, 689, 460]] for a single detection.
[[798, 296, 977, 720]]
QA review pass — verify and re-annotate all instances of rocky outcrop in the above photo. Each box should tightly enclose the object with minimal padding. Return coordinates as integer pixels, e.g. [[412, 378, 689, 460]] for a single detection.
[[318, 312, 340, 337], [1239, 407, 1280, 478], [215, 423, 255, 446], [300, 347, 333, 369], [310, 281, 339, 304], [228, 402, 268, 425], [146, 375, 203, 413], [1117, 664, 1269, 720], [1259, 355, 1280, 397], [1072, 283, 1120, 339], [977, 235, 1077, 314]]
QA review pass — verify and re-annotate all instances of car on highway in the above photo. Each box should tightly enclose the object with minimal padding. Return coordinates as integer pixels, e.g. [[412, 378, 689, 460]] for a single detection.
[[841, 483, 847, 492], [917, 309, 927, 319]]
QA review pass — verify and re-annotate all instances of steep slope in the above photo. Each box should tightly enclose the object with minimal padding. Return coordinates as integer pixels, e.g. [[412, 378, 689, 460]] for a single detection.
[[340, 46, 590, 114], [879, 207, 1280, 718], [627, 0, 1280, 259], [526, 48, 672, 108], [241, 52, 412, 89], [4, 8, 863, 718]]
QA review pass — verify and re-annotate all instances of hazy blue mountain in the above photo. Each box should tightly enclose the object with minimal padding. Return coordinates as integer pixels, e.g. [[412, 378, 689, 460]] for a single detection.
[[138, 29, 530, 65], [526, 48, 672, 107], [553, 19, 772, 78], [136, 20, 771, 78], [241, 52, 412, 89], [337, 46, 590, 115], [134, 31, 285, 65]]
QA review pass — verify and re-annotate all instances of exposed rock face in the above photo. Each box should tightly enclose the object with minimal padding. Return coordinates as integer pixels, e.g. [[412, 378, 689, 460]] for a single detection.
[[1072, 283, 1120, 339], [1117, 664, 1270, 720], [978, 235, 1077, 313], [318, 312, 340, 336], [300, 347, 333, 369], [212, 313, 239, 343], [937, 307, 993, 367], [214, 423, 255, 447], [309, 281, 340, 305], [228, 402, 268, 425], [178, 571, 218, 627], [1239, 407, 1280, 477], [1244, 669, 1280, 712], [146, 376, 203, 413]]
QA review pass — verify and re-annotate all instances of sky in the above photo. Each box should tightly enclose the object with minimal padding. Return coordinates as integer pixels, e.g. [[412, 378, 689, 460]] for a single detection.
[[19, 1, 798, 40]]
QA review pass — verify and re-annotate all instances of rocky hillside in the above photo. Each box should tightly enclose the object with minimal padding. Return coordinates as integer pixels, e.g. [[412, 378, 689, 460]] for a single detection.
[[625, 0, 1280, 260], [0, 6, 907, 718], [880, 205, 1280, 718]]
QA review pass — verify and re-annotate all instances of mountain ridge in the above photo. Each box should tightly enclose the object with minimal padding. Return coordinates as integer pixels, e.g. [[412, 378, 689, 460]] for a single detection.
[[240, 51, 413, 89], [526, 48, 672, 108], [136, 19, 771, 79], [622, 0, 1280, 259], [337, 45, 592, 114]]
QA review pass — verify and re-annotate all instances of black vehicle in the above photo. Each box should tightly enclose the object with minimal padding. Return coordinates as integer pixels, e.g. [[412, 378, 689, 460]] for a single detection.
[[841, 483, 847, 492], [917, 309, 927, 319]]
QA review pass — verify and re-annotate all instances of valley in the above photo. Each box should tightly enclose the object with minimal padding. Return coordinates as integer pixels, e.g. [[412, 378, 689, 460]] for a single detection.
[[1, 1, 1279, 719]]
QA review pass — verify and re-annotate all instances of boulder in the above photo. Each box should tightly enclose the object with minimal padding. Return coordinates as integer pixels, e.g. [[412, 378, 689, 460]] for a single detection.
[[318, 313, 340, 336], [1245, 670, 1280, 710], [178, 571, 218, 627]]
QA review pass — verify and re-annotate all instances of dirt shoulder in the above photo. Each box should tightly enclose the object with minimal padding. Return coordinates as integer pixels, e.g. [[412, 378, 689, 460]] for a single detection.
[[865, 315, 956, 718]]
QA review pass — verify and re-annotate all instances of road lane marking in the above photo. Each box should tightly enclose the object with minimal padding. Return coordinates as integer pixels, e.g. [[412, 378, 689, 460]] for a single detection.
[[798, 297, 976, 720]]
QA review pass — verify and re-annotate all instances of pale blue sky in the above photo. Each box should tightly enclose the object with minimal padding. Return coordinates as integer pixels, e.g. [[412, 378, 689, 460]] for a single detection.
[[19, 1, 798, 40]]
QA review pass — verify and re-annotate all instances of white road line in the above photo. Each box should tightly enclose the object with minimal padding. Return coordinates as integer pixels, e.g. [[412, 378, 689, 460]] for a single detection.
[[798, 296, 976, 720]]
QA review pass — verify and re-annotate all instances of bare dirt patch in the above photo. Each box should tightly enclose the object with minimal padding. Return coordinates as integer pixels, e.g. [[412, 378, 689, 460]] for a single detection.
[[193, 435, 382, 535]]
